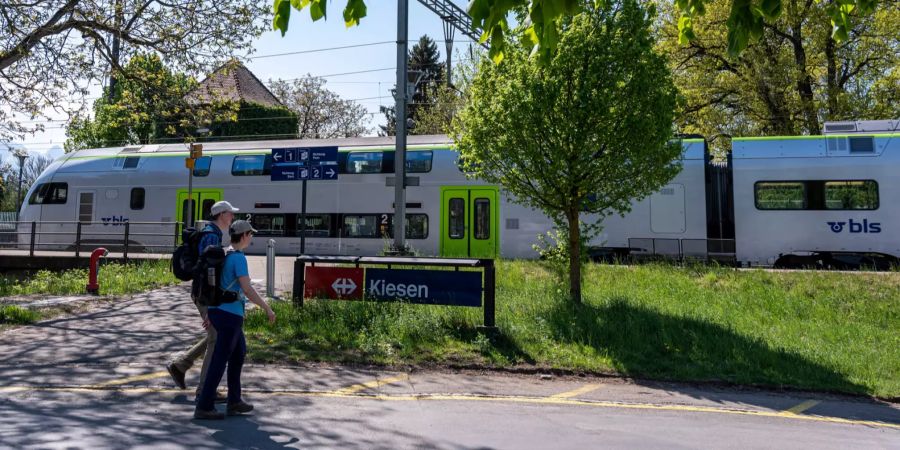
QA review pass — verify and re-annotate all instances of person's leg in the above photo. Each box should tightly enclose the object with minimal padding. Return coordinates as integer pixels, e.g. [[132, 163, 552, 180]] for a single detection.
[[226, 319, 246, 405], [196, 309, 239, 411], [194, 303, 218, 396], [172, 299, 209, 372]]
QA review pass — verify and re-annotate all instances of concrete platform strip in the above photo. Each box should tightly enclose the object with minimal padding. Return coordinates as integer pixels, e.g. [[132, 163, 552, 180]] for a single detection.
[[1, 383, 897, 431]]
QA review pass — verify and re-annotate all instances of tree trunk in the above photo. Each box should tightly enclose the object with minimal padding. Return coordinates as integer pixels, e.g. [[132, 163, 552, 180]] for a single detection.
[[824, 35, 839, 119], [567, 209, 582, 304], [789, 21, 820, 134]]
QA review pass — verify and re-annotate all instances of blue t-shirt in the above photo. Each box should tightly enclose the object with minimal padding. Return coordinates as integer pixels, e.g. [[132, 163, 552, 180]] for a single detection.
[[210, 250, 248, 317]]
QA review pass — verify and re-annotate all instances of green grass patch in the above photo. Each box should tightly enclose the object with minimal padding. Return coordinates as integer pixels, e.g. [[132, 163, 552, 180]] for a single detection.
[[244, 261, 900, 398], [0, 305, 41, 324], [0, 259, 178, 297]]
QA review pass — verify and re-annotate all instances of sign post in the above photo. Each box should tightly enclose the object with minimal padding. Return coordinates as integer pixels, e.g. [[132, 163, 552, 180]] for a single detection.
[[271, 147, 338, 254], [185, 143, 202, 228]]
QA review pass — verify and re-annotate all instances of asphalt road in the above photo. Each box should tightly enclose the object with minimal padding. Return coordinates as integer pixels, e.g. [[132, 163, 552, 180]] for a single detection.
[[1, 284, 898, 449]]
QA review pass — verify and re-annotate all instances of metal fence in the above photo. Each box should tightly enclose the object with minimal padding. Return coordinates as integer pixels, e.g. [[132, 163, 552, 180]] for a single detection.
[[0, 220, 181, 260]]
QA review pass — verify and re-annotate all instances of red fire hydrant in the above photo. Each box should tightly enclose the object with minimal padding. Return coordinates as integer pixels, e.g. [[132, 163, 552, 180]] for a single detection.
[[86, 248, 108, 295]]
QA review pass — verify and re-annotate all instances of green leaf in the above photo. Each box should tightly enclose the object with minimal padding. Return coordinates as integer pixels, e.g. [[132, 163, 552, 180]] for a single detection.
[[759, 0, 782, 20], [273, 0, 292, 34], [309, 0, 326, 21], [343, 0, 367, 27]]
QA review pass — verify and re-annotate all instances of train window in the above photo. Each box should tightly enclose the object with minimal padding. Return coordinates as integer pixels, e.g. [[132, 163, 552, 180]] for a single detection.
[[231, 154, 273, 176], [201, 199, 216, 220], [123, 156, 140, 169], [755, 182, 806, 210], [474, 198, 491, 240], [130, 188, 145, 210], [406, 214, 428, 239], [28, 182, 68, 205], [299, 214, 332, 237], [252, 214, 286, 236], [406, 151, 433, 173], [449, 198, 465, 239], [849, 137, 874, 153], [193, 156, 212, 177], [342, 215, 381, 238], [824, 181, 878, 210], [346, 152, 382, 174]]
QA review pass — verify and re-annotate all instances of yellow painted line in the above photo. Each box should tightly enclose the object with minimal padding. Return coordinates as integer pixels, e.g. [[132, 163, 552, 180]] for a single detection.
[[550, 384, 603, 399], [785, 400, 820, 415], [92, 371, 170, 387], [333, 374, 410, 395], [0, 385, 897, 430]]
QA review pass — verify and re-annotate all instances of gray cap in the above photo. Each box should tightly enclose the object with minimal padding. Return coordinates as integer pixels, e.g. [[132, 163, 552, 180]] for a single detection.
[[210, 200, 239, 216], [230, 220, 257, 235]]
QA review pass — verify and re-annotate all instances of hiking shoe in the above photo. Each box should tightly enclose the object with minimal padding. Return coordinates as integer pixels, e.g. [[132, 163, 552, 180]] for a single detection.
[[226, 401, 254, 416], [193, 408, 224, 420], [166, 363, 186, 390]]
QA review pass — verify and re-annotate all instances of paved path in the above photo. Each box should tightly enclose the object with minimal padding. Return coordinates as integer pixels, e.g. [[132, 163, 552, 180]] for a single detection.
[[1, 284, 898, 449]]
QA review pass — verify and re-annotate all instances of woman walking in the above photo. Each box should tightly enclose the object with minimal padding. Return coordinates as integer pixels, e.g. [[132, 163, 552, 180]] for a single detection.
[[194, 220, 276, 420]]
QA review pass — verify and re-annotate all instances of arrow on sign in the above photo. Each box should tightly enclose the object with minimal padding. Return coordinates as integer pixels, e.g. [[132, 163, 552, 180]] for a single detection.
[[325, 168, 336, 178], [332, 278, 357, 296], [273, 152, 282, 162]]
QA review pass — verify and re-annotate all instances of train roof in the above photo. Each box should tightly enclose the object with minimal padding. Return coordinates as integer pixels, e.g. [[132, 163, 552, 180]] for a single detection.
[[66, 135, 454, 159]]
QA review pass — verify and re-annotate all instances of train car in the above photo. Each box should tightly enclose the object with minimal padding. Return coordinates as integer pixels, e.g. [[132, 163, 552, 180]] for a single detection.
[[17, 135, 710, 258], [731, 120, 900, 268]]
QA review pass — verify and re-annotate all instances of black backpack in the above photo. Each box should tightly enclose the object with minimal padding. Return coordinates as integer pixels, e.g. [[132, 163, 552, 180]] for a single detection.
[[172, 227, 210, 281], [195, 246, 239, 307]]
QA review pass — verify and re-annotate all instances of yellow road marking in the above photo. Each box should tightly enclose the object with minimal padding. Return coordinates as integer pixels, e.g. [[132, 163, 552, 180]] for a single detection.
[[550, 384, 603, 399], [785, 400, 820, 415], [0, 385, 897, 430], [333, 374, 410, 395], [93, 371, 170, 387]]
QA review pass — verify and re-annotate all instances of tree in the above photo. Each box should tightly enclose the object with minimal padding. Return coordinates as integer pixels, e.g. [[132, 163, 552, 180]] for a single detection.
[[0, 0, 271, 143], [656, 0, 900, 142], [269, 76, 369, 139], [379, 35, 446, 136], [0, 151, 53, 211], [272, 0, 884, 64], [452, 1, 681, 304], [65, 54, 197, 150]]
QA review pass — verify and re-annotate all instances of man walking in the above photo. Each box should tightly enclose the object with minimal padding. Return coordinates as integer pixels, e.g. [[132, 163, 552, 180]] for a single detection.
[[167, 200, 240, 401]]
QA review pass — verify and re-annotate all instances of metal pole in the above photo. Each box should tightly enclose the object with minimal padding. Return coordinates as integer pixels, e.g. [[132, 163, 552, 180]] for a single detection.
[[393, 0, 409, 253], [123, 221, 130, 262], [300, 179, 307, 254], [266, 239, 276, 298], [292, 259, 305, 307], [483, 259, 496, 328], [186, 165, 194, 227]]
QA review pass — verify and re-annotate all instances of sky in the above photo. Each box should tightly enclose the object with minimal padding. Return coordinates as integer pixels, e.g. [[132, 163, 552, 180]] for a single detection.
[[6, 1, 478, 159]]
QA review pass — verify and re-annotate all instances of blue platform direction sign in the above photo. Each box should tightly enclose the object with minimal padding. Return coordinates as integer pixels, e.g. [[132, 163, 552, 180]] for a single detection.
[[364, 269, 482, 307], [271, 164, 299, 181], [271, 146, 338, 182]]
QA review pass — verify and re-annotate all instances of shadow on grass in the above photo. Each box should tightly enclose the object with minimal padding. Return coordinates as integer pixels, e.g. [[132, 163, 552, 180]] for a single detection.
[[548, 298, 867, 396]]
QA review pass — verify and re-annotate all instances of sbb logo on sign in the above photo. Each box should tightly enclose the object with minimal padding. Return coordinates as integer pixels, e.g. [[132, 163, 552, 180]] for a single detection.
[[304, 267, 364, 300]]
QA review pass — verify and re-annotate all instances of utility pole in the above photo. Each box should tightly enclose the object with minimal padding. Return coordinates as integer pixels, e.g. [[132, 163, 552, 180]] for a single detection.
[[393, 0, 409, 253]]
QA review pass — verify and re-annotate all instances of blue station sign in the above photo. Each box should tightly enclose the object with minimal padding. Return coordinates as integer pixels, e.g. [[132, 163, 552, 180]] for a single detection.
[[365, 269, 482, 307], [271, 146, 338, 182]]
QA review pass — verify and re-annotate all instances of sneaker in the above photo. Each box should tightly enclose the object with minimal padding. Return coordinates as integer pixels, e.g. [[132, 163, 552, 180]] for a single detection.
[[193, 408, 224, 420], [166, 363, 186, 390], [226, 401, 254, 416]]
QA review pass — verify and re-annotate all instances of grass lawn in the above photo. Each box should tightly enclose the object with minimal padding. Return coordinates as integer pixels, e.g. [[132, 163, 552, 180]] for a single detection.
[[0, 259, 178, 325], [244, 261, 900, 399]]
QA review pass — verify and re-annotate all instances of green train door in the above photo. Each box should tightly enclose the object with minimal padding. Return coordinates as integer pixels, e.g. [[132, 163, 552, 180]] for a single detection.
[[175, 189, 223, 234], [439, 187, 499, 258]]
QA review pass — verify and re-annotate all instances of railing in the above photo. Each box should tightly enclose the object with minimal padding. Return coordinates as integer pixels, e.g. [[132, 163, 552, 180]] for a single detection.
[[627, 238, 737, 264], [0, 220, 182, 260]]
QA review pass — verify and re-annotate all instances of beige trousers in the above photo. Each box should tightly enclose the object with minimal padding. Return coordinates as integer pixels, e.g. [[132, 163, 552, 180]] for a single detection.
[[171, 298, 217, 394]]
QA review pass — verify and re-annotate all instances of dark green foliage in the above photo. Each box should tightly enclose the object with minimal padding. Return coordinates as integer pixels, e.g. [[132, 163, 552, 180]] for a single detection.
[[200, 102, 298, 142]]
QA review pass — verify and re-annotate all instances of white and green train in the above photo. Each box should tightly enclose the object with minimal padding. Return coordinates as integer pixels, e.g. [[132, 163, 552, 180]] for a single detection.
[[17, 119, 900, 268]]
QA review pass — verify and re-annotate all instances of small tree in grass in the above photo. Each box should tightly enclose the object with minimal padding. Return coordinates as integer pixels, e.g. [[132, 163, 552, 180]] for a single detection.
[[452, 0, 682, 304]]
